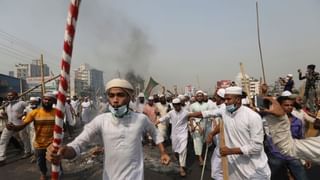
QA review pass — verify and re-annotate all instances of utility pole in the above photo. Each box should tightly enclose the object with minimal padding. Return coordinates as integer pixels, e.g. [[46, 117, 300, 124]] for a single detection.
[[19, 78, 23, 94]]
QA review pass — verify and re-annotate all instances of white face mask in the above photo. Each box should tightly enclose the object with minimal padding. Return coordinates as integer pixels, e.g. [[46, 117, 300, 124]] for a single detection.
[[109, 105, 128, 118]]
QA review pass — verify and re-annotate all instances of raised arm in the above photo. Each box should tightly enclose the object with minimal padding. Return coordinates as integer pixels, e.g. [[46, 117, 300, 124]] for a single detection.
[[298, 69, 306, 80], [263, 97, 320, 163]]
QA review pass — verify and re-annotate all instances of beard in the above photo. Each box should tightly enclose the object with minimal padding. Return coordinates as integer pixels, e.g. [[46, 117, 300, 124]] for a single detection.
[[294, 103, 302, 110], [42, 103, 53, 111]]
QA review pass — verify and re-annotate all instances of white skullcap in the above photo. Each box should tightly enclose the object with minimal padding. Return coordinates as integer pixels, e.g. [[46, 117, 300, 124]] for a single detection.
[[241, 98, 249, 105], [287, 74, 293, 77], [30, 97, 38, 101], [203, 92, 208, 96], [66, 97, 71, 100], [148, 96, 154, 100], [43, 92, 56, 99], [178, 94, 185, 100], [216, 88, 225, 98], [172, 98, 181, 104], [281, 90, 292, 97], [196, 90, 204, 95], [105, 78, 134, 91], [138, 92, 144, 98], [225, 86, 242, 95], [52, 91, 59, 95]]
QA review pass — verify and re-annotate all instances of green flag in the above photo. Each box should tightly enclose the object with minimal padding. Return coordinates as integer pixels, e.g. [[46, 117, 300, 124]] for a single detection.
[[144, 77, 159, 98]]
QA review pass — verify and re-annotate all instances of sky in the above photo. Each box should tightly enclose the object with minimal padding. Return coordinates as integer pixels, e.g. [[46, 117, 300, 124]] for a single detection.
[[0, 0, 319, 93]]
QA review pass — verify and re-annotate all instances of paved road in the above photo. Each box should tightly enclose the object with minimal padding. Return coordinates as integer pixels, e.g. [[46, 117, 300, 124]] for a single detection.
[[0, 138, 212, 180], [0, 137, 319, 180]]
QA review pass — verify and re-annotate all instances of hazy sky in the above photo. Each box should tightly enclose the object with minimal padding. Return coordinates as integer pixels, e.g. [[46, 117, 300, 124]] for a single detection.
[[0, 0, 319, 93]]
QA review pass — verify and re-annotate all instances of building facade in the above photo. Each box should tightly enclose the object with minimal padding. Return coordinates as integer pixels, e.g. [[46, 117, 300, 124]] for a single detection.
[[0, 73, 27, 98], [74, 64, 104, 97], [14, 60, 49, 79], [235, 73, 260, 98]]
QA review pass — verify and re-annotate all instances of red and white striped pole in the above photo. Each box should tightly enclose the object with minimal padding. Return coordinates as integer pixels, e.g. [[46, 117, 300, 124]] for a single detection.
[[52, 0, 81, 179]]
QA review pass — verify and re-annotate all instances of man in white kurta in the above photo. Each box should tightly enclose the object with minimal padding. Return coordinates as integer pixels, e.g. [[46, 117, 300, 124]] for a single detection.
[[134, 93, 145, 113], [46, 78, 170, 180], [207, 88, 226, 180], [81, 97, 93, 124], [156, 94, 170, 140], [189, 90, 209, 165], [158, 98, 188, 176], [191, 86, 271, 180], [0, 91, 31, 163], [68, 110, 164, 180]]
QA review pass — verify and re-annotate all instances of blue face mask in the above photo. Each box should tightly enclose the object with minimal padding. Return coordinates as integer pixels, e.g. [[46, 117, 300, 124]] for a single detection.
[[226, 104, 238, 113], [109, 105, 128, 118]]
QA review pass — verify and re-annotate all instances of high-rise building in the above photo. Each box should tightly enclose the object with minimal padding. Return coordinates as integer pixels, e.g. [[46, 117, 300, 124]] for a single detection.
[[235, 73, 260, 98], [74, 64, 104, 97], [14, 60, 49, 79]]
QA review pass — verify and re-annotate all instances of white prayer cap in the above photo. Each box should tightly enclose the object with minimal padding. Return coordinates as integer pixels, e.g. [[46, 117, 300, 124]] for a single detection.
[[138, 92, 145, 98], [172, 98, 181, 104], [43, 92, 56, 99], [196, 90, 204, 95], [287, 74, 293, 78], [148, 96, 154, 100], [216, 88, 225, 98], [225, 86, 242, 95], [30, 97, 38, 101], [159, 94, 165, 98], [178, 94, 185, 100], [203, 92, 208, 96], [52, 90, 59, 96], [66, 97, 71, 100], [241, 98, 249, 105], [281, 90, 292, 97], [105, 78, 134, 91]]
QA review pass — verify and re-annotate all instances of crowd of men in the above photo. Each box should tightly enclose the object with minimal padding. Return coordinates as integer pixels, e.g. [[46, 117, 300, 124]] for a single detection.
[[0, 64, 320, 180]]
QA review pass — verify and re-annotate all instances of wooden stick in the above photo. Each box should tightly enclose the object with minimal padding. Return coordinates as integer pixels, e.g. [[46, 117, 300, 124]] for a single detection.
[[19, 75, 60, 98], [256, 1, 267, 83], [0, 75, 60, 109], [219, 117, 229, 180], [40, 54, 45, 96], [200, 144, 209, 180]]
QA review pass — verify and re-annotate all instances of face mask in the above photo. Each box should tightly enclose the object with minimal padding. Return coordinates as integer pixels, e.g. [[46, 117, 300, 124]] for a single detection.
[[226, 104, 238, 113], [109, 105, 128, 118]]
